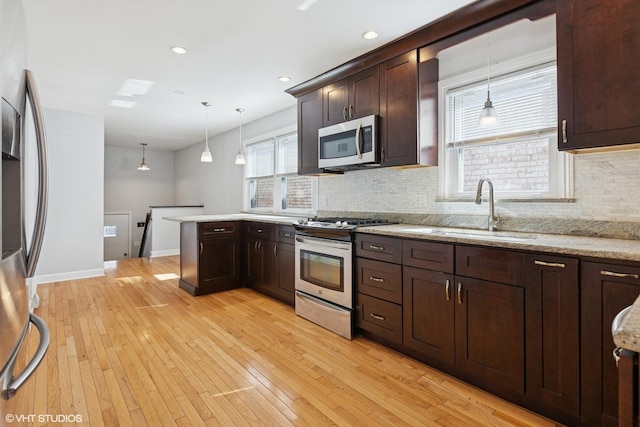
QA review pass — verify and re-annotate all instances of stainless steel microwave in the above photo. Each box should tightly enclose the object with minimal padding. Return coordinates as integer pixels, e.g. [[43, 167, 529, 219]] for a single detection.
[[318, 114, 379, 169]]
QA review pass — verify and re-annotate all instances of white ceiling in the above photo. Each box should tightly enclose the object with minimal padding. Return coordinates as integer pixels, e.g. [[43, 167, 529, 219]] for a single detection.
[[21, 0, 477, 151]]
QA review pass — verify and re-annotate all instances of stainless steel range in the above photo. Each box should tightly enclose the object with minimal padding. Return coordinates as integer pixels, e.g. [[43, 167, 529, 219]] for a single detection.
[[293, 217, 390, 339]]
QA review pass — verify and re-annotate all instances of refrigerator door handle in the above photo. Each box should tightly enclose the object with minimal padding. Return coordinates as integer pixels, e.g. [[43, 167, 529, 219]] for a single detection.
[[24, 69, 48, 278], [1, 313, 50, 400]]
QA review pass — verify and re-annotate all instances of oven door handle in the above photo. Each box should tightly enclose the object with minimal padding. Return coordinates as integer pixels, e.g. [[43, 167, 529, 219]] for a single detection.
[[295, 235, 351, 250]]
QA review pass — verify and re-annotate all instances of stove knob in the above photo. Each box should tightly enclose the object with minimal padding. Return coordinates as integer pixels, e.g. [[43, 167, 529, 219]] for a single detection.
[[335, 221, 343, 227], [342, 221, 350, 227]]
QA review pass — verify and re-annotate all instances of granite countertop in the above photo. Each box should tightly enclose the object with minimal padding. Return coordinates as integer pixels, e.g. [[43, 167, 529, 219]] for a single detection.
[[163, 213, 300, 225], [613, 296, 640, 352], [356, 223, 640, 262]]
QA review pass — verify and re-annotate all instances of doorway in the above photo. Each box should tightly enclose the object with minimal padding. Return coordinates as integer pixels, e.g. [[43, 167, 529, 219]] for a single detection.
[[104, 213, 131, 261]]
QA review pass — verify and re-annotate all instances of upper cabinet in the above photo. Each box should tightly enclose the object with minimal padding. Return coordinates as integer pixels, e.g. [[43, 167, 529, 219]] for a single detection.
[[557, 0, 640, 151], [323, 66, 379, 127], [297, 89, 323, 175]]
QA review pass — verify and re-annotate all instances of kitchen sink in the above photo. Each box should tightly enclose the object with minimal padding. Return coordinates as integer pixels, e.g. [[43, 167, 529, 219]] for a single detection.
[[401, 227, 538, 242]]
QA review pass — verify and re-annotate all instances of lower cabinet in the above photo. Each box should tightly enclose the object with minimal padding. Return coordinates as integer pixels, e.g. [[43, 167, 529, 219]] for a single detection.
[[179, 221, 242, 296], [245, 222, 296, 306], [245, 222, 276, 295], [581, 261, 640, 427], [525, 254, 580, 423], [403, 267, 454, 365], [274, 225, 296, 306]]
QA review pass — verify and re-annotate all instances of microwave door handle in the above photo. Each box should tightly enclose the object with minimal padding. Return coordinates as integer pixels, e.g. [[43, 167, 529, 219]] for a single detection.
[[355, 122, 363, 159]]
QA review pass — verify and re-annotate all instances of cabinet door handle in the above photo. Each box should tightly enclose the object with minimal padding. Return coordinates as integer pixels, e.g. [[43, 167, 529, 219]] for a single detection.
[[200, 242, 203, 255], [445, 280, 451, 301], [254, 241, 258, 252], [369, 244, 385, 251], [534, 260, 566, 269], [381, 147, 385, 163], [369, 276, 384, 283], [274, 245, 278, 256], [457, 283, 463, 304], [349, 105, 353, 119], [213, 228, 226, 232], [601, 270, 640, 280], [562, 119, 567, 143], [370, 313, 385, 321], [343, 107, 348, 121]]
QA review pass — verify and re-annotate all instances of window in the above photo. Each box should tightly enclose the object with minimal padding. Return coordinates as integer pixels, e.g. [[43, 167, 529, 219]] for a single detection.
[[439, 51, 573, 200], [245, 127, 316, 213]]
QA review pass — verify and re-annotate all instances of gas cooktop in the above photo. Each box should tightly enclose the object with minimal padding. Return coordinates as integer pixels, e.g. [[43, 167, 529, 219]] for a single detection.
[[295, 217, 392, 230]]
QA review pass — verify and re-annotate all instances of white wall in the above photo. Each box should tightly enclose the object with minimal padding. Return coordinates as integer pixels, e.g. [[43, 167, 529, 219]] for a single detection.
[[104, 145, 175, 256], [174, 106, 296, 214], [34, 109, 104, 283]]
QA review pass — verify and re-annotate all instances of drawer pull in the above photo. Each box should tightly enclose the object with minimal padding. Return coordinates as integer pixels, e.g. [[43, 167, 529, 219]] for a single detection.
[[457, 283, 463, 305], [445, 280, 451, 301], [369, 276, 384, 283], [369, 244, 385, 251], [534, 260, 566, 269], [256, 229, 263, 233], [283, 233, 292, 237], [601, 270, 640, 280], [213, 228, 226, 232], [370, 313, 385, 321]]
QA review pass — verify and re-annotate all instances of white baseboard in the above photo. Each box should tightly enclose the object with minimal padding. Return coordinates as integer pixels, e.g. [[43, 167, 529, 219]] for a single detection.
[[150, 249, 180, 258], [31, 268, 105, 286]]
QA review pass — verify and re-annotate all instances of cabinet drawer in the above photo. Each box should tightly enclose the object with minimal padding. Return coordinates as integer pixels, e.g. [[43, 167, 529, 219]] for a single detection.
[[403, 240, 454, 273], [355, 234, 402, 264], [356, 258, 402, 304], [245, 222, 275, 239], [456, 245, 525, 285], [356, 293, 402, 345], [198, 221, 239, 238], [276, 225, 296, 243]]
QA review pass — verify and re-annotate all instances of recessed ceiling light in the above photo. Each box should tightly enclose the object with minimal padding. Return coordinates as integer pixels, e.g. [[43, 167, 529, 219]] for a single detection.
[[278, 76, 291, 82], [110, 99, 136, 109], [171, 46, 187, 54], [362, 31, 379, 40]]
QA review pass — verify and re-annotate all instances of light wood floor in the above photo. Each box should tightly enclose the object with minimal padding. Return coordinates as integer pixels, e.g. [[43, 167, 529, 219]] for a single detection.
[[23, 256, 563, 426]]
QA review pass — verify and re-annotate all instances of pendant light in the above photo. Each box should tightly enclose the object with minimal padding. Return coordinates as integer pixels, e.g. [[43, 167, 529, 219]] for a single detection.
[[479, 38, 499, 127], [201, 101, 213, 162], [234, 108, 246, 165], [137, 143, 150, 171]]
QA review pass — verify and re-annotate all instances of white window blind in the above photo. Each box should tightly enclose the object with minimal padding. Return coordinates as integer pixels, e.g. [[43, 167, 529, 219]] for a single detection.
[[447, 63, 557, 146]]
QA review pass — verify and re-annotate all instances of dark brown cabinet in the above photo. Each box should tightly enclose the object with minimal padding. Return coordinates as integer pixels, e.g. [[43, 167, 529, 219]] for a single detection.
[[245, 222, 276, 295], [453, 246, 526, 396], [378, 50, 420, 167], [322, 66, 379, 127], [297, 89, 323, 175], [355, 234, 403, 345], [403, 266, 454, 365], [581, 261, 640, 427], [557, 0, 640, 151], [274, 225, 296, 306], [179, 221, 242, 296], [524, 254, 580, 423]]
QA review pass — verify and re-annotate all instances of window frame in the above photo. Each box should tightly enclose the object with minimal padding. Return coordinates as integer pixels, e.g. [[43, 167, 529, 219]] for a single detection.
[[243, 125, 317, 214], [437, 48, 573, 201]]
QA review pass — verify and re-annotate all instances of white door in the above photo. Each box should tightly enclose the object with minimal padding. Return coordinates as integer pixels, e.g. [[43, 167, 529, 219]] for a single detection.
[[104, 213, 130, 261]]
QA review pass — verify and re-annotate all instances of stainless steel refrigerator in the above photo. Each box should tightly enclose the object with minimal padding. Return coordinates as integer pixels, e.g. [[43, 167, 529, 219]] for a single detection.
[[0, 0, 50, 419]]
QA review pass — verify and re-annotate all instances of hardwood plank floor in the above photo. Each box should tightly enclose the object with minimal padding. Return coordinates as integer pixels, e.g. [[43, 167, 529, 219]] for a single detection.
[[22, 256, 563, 426]]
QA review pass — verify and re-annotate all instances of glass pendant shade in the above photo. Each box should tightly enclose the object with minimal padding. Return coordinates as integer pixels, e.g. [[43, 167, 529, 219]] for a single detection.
[[234, 107, 246, 165], [201, 101, 213, 162], [201, 147, 213, 162], [137, 143, 150, 171], [479, 94, 499, 127]]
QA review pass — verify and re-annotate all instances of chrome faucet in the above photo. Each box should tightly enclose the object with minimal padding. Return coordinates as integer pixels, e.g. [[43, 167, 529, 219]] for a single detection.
[[475, 177, 499, 231]]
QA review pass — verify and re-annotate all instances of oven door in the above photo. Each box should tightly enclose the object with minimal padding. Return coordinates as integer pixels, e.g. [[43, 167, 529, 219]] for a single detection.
[[294, 235, 352, 309]]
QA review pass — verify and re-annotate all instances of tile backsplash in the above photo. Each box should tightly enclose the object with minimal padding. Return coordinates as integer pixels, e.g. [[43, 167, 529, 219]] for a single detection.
[[318, 149, 640, 238]]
